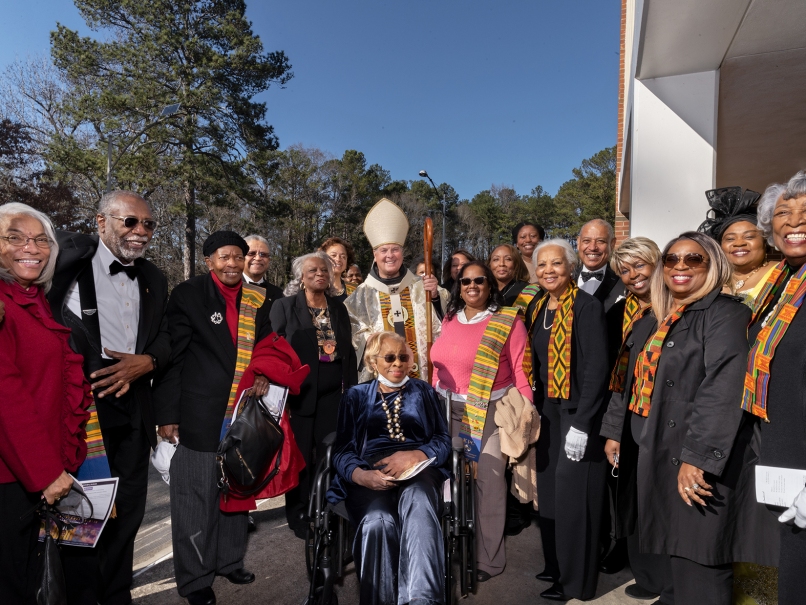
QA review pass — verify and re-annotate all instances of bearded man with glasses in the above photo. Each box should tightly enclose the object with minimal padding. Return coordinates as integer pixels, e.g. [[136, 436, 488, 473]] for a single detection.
[[47, 189, 171, 605]]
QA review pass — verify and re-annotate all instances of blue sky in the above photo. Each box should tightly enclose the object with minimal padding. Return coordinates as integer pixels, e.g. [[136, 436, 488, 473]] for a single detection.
[[0, 1, 620, 200]]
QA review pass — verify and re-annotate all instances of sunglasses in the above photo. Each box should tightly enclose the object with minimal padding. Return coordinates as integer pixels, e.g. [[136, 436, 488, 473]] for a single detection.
[[375, 354, 410, 363], [662, 253, 709, 269], [108, 215, 158, 231], [459, 276, 488, 286], [246, 251, 270, 258]]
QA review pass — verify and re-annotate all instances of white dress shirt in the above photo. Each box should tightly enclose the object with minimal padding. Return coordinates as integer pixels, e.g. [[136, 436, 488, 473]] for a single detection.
[[65, 239, 140, 358]]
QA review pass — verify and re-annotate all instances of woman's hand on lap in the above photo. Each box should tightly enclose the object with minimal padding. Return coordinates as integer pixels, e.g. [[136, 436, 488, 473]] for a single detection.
[[374, 450, 428, 479], [352, 468, 395, 491]]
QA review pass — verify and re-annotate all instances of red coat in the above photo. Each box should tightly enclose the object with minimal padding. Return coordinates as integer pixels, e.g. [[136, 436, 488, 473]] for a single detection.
[[220, 334, 310, 512], [0, 280, 92, 491]]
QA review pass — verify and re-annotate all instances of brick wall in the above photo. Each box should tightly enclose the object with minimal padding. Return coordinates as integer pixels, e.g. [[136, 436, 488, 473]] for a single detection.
[[615, 0, 630, 245]]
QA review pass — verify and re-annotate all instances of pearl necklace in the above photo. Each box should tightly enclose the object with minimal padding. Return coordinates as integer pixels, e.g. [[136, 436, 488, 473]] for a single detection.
[[379, 387, 406, 442]]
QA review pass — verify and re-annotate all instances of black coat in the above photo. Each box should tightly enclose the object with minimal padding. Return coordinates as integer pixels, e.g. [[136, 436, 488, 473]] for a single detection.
[[526, 289, 610, 434], [269, 291, 358, 417], [600, 288, 778, 566], [152, 274, 273, 452], [47, 232, 170, 449], [575, 265, 625, 314]]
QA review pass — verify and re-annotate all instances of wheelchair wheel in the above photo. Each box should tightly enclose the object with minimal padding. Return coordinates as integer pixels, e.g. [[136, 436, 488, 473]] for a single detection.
[[305, 520, 316, 578], [459, 458, 478, 596]]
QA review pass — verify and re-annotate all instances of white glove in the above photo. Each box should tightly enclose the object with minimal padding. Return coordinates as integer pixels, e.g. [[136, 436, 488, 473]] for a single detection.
[[564, 427, 588, 462], [779, 487, 806, 529], [151, 440, 178, 485]]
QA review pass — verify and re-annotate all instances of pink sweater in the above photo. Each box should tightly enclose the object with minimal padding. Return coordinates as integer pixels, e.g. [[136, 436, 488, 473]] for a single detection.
[[431, 313, 533, 402]]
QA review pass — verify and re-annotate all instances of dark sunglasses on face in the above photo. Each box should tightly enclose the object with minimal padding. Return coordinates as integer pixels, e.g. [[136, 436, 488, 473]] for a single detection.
[[662, 253, 709, 269], [108, 215, 158, 231], [375, 354, 410, 363], [459, 276, 488, 286]]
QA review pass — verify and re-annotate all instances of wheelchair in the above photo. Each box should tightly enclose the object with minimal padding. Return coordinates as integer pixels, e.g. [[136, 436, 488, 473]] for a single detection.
[[302, 433, 477, 605]]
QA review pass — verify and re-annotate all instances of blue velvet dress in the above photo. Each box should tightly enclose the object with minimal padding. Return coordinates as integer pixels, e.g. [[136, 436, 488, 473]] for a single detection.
[[328, 378, 451, 605]]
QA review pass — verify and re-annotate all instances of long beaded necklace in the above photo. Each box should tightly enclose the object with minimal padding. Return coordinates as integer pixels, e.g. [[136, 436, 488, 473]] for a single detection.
[[379, 386, 406, 442]]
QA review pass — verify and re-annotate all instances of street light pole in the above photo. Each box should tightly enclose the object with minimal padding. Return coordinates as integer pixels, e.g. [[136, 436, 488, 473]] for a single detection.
[[105, 103, 181, 192], [418, 170, 446, 281]]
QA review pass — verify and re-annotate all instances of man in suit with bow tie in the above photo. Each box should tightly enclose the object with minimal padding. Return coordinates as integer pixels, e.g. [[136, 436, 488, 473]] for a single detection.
[[48, 190, 171, 605]]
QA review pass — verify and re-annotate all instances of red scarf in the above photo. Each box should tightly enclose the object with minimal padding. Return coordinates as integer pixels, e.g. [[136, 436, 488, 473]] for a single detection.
[[210, 272, 241, 344]]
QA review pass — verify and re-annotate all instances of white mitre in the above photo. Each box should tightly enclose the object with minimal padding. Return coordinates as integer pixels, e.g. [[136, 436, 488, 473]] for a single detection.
[[363, 198, 409, 249]]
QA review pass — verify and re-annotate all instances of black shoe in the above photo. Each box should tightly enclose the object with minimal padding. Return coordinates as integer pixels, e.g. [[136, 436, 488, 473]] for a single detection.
[[223, 568, 255, 585], [186, 587, 216, 605], [535, 569, 558, 583], [247, 515, 256, 533], [477, 570, 492, 582], [599, 551, 627, 574], [540, 582, 569, 601], [624, 583, 660, 600], [504, 516, 531, 536]]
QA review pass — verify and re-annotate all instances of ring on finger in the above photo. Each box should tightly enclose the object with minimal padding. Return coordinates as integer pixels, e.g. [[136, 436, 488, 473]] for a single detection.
[[683, 487, 691, 492], [692, 483, 700, 490]]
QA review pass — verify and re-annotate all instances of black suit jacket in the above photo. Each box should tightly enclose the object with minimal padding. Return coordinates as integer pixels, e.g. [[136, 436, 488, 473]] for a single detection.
[[152, 274, 273, 452], [575, 265, 625, 313], [47, 232, 170, 448], [526, 289, 610, 434], [269, 291, 358, 416], [244, 276, 284, 304]]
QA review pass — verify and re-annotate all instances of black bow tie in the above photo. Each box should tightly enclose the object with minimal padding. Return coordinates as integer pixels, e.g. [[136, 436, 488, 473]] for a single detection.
[[580, 269, 605, 282], [110, 260, 140, 280]]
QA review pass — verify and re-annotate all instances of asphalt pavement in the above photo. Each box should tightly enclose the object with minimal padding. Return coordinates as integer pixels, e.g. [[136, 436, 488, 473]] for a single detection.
[[131, 465, 638, 605]]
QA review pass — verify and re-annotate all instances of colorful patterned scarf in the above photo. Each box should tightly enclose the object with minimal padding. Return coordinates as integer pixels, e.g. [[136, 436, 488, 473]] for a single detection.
[[76, 401, 111, 480], [378, 288, 420, 378], [742, 262, 806, 421], [513, 283, 542, 313], [629, 305, 687, 417], [219, 283, 266, 439], [459, 307, 528, 461], [608, 293, 651, 393], [531, 283, 578, 399]]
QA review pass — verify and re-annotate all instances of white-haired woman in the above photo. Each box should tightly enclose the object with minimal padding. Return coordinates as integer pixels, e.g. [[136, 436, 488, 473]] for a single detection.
[[524, 238, 610, 601], [270, 251, 358, 537], [0, 202, 92, 602], [606, 231, 776, 605], [327, 331, 450, 605], [746, 171, 806, 602]]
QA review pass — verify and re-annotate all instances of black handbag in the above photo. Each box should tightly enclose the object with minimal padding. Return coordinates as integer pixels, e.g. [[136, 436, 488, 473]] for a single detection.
[[216, 393, 284, 497], [36, 503, 66, 605]]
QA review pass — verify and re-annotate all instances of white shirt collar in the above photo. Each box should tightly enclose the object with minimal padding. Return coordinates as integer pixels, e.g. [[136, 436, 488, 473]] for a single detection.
[[243, 273, 263, 285], [457, 307, 494, 325]]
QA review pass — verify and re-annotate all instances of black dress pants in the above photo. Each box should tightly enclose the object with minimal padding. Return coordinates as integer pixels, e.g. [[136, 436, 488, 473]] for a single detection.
[[0, 482, 41, 605], [535, 399, 607, 600], [669, 556, 732, 605], [63, 416, 151, 605], [285, 361, 342, 523]]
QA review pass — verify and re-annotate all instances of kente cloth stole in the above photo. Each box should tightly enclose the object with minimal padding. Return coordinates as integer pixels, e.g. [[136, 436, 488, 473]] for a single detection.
[[608, 294, 650, 393], [345, 281, 357, 296], [742, 262, 806, 421], [532, 283, 577, 399], [513, 284, 542, 313], [378, 287, 420, 378], [459, 307, 525, 461], [748, 261, 787, 324], [219, 284, 266, 439], [76, 401, 111, 480], [629, 305, 687, 417]]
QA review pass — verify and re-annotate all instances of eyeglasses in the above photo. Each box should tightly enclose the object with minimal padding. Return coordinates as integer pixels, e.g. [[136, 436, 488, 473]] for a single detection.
[[662, 253, 709, 269], [459, 276, 488, 286], [374, 354, 410, 363], [0, 235, 53, 249], [108, 215, 158, 231], [246, 251, 270, 258]]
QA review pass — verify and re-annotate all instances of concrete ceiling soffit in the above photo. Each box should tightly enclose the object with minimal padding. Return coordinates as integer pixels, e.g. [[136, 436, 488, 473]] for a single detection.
[[726, 0, 806, 59], [636, 0, 752, 79]]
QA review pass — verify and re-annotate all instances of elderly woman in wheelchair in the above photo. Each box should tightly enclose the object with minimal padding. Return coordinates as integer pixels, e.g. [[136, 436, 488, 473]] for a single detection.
[[326, 331, 451, 605]]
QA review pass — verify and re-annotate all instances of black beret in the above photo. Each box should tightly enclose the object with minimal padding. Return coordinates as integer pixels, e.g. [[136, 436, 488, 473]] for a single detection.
[[202, 230, 249, 257]]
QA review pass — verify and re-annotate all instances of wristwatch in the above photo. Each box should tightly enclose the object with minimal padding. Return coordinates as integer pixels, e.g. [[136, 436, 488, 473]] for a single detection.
[[146, 353, 158, 373]]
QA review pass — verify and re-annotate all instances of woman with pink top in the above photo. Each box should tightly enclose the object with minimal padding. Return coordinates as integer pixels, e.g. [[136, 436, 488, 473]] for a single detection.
[[430, 261, 535, 582]]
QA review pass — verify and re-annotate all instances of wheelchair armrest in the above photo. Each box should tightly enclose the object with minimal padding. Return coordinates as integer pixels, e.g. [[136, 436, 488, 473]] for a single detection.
[[452, 436, 464, 453], [323, 432, 338, 447]]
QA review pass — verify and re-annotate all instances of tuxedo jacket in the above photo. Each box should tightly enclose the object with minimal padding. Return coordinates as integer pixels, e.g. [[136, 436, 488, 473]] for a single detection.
[[243, 276, 284, 304], [269, 291, 358, 416], [152, 273, 273, 452], [47, 232, 170, 448], [576, 264, 625, 313]]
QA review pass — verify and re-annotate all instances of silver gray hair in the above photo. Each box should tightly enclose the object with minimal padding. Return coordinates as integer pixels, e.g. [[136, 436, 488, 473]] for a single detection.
[[284, 251, 338, 297], [0, 202, 59, 292], [244, 234, 270, 248], [757, 183, 787, 246], [580, 218, 615, 242], [532, 238, 579, 270], [97, 190, 150, 216]]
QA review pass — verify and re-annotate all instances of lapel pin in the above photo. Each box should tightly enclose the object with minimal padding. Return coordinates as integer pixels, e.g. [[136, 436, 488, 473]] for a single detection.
[[82, 309, 97, 316], [210, 312, 223, 325]]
